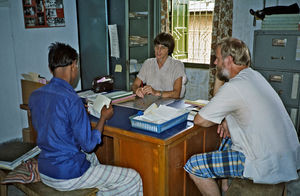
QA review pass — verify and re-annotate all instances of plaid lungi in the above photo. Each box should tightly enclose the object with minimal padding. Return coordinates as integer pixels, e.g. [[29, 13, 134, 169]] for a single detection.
[[40, 153, 143, 196], [184, 138, 245, 179]]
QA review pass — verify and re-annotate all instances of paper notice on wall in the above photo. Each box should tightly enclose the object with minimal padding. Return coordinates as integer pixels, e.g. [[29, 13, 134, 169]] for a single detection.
[[296, 37, 300, 61], [108, 24, 120, 58], [115, 64, 122, 72]]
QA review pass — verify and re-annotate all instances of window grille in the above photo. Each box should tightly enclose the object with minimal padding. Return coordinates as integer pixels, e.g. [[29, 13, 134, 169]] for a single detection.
[[169, 0, 215, 64]]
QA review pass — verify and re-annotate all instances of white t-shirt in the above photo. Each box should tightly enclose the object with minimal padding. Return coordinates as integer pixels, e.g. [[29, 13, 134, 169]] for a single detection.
[[137, 56, 186, 98], [199, 67, 300, 184]]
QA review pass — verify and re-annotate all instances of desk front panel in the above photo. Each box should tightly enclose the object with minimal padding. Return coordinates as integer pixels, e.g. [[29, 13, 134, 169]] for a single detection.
[[95, 122, 219, 196], [168, 125, 220, 196]]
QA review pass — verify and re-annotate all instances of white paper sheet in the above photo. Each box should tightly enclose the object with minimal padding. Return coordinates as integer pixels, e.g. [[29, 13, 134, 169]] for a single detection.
[[134, 105, 186, 124], [108, 24, 120, 58]]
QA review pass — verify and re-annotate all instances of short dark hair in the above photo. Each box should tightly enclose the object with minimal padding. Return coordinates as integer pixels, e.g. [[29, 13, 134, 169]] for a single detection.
[[154, 32, 175, 55], [48, 42, 78, 72]]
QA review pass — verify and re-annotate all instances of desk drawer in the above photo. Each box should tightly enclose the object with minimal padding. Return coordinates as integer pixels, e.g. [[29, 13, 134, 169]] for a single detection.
[[259, 70, 300, 106], [253, 31, 300, 71]]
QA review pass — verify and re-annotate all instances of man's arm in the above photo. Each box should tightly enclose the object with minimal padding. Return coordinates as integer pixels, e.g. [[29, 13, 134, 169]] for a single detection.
[[194, 113, 216, 127]]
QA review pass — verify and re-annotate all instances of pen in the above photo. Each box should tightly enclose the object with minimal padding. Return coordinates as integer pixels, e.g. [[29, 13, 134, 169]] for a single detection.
[[140, 81, 146, 88]]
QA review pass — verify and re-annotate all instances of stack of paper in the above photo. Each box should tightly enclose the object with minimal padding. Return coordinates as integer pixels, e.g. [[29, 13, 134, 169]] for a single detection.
[[133, 104, 187, 124], [99, 91, 135, 104], [129, 36, 148, 46], [21, 72, 47, 84], [262, 14, 300, 30]]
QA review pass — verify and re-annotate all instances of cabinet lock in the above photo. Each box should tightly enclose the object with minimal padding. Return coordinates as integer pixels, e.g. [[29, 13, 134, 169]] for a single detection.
[[269, 75, 283, 82], [271, 56, 285, 60]]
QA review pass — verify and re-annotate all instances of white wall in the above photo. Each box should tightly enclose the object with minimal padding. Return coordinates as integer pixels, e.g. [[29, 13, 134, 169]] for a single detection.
[[232, 0, 298, 55], [0, 0, 79, 143]]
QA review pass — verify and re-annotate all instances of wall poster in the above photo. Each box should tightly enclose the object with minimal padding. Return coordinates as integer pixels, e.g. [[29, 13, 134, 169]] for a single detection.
[[22, 0, 65, 28]]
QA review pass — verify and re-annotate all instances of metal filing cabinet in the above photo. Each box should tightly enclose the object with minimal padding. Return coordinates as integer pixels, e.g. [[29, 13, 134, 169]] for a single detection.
[[253, 30, 300, 138]]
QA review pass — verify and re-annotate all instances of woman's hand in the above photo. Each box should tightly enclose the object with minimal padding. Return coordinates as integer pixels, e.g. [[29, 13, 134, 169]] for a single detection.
[[142, 85, 154, 95], [135, 87, 145, 98]]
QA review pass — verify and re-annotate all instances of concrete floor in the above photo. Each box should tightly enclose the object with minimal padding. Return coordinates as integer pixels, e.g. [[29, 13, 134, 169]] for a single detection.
[[286, 170, 300, 196], [7, 185, 25, 196], [5, 175, 300, 196]]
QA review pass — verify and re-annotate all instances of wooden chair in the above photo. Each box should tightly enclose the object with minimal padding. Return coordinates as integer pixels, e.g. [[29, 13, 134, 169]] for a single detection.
[[0, 169, 98, 196], [226, 178, 286, 196], [13, 182, 98, 196]]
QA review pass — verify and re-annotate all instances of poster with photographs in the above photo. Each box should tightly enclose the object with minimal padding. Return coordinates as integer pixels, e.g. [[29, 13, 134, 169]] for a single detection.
[[23, 0, 65, 28]]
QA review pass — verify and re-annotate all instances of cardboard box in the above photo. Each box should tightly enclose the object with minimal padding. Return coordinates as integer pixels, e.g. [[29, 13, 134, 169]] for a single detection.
[[21, 79, 45, 104]]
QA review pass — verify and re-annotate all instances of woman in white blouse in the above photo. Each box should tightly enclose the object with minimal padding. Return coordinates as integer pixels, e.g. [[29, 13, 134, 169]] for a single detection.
[[132, 32, 186, 99]]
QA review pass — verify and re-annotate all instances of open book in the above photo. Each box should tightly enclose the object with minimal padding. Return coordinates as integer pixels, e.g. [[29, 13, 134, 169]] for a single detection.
[[0, 141, 41, 170], [78, 90, 136, 118]]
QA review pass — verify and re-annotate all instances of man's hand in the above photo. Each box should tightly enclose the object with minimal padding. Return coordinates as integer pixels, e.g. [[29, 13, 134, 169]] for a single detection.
[[217, 119, 231, 138], [100, 103, 114, 121], [95, 103, 114, 133]]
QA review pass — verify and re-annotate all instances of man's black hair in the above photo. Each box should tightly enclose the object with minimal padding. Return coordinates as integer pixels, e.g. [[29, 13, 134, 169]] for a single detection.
[[48, 42, 78, 72]]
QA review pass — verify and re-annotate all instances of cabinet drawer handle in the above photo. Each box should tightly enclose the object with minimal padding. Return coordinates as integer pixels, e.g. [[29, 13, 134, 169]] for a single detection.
[[269, 75, 283, 82], [271, 56, 285, 60]]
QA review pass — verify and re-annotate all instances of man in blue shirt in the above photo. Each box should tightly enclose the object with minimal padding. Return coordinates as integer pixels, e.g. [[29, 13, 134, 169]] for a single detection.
[[29, 42, 143, 195]]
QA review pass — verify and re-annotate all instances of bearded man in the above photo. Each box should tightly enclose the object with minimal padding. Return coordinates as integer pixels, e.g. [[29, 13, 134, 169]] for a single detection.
[[184, 37, 300, 196]]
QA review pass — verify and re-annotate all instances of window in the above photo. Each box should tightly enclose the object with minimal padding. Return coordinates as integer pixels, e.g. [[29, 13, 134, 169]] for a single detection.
[[168, 0, 215, 64]]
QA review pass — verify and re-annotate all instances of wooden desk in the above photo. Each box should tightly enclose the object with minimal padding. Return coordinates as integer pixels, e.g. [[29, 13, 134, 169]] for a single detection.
[[20, 102, 220, 196], [92, 102, 220, 196]]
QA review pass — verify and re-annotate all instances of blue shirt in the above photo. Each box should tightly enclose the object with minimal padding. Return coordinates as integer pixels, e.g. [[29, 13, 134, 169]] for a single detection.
[[29, 77, 102, 179]]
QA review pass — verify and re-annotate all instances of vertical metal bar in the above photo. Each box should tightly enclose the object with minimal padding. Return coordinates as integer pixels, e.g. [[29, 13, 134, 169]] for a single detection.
[[105, 0, 110, 75], [125, 0, 129, 90], [197, 4, 201, 63], [148, 0, 151, 57], [182, 0, 186, 57]]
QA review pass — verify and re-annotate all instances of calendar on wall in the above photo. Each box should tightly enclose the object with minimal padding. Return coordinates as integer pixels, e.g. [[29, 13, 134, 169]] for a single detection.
[[22, 0, 65, 28]]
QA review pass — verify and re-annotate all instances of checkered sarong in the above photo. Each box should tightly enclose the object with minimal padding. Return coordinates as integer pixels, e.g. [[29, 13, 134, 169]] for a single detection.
[[40, 153, 143, 196], [184, 138, 245, 178]]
